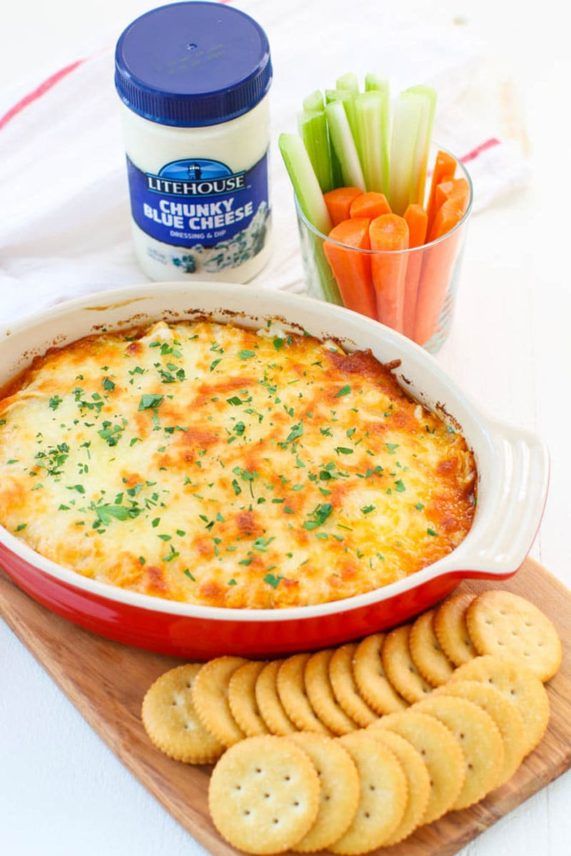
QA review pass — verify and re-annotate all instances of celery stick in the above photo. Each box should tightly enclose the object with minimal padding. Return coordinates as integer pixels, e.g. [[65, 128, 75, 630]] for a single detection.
[[336, 72, 360, 95], [364, 77, 390, 191], [404, 85, 437, 205], [364, 73, 388, 95], [325, 88, 359, 148], [278, 133, 332, 234], [303, 89, 324, 112], [355, 90, 390, 193], [325, 101, 366, 190], [298, 109, 334, 193], [388, 92, 426, 214]]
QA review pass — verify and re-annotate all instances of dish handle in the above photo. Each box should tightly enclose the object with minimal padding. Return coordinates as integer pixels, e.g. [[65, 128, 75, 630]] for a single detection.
[[449, 421, 549, 577]]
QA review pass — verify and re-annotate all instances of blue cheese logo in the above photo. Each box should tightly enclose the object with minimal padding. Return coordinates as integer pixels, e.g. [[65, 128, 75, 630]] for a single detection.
[[146, 158, 246, 196]]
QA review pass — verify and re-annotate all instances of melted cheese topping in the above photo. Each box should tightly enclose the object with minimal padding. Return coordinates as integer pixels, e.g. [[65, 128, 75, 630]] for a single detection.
[[0, 321, 475, 608]]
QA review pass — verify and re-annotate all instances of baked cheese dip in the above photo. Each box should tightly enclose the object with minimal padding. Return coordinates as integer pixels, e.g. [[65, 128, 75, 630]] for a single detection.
[[0, 320, 476, 608]]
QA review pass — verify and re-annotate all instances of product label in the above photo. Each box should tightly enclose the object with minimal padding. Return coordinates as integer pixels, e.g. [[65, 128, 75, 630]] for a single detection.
[[126, 154, 270, 273]]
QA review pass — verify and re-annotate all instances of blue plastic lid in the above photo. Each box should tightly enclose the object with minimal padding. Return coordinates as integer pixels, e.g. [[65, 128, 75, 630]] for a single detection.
[[115, 2, 272, 127]]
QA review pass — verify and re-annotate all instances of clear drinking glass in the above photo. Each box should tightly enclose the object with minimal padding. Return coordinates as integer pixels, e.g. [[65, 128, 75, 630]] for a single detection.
[[296, 146, 473, 353]]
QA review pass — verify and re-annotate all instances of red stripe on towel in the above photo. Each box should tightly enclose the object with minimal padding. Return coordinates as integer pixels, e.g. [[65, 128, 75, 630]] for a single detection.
[[0, 58, 86, 131], [460, 137, 501, 164]]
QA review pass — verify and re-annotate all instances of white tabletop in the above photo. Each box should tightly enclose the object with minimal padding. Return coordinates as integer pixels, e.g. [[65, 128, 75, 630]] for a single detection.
[[1, 1, 570, 854]]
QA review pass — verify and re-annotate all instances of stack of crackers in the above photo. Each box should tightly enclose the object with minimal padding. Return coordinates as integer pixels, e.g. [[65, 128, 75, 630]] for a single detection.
[[142, 590, 562, 854]]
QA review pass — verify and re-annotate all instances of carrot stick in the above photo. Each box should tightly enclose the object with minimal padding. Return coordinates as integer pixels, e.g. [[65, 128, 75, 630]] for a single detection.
[[402, 204, 428, 338], [324, 187, 363, 227], [349, 191, 391, 220], [428, 199, 465, 242], [323, 218, 377, 318], [427, 150, 456, 227], [414, 233, 463, 345], [433, 178, 470, 216], [369, 214, 409, 332]]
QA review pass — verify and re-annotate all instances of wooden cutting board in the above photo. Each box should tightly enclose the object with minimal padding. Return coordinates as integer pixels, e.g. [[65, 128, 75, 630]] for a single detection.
[[1, 557, 570, 856]]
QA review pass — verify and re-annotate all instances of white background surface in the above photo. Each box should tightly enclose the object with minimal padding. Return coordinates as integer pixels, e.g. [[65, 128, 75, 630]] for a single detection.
[[1, 1, 570, 854]]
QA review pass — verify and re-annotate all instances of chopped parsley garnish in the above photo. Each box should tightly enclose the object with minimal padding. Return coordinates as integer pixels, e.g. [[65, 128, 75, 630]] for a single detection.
[[209, 358, 222, 372], [303, 503, 333, 530], [234, 421, 246, 435], [239, 349, 256, 360], [415, 502, 425, 511], [361, 505, 375, 515], [98, 419, 126, 447], [102, 377, 115, 392], [283, 423, 303, 444], [15, 523, 27, 532], [335, 385, 351, 397], [228, 578, 238, 586], [264, 572, 284, 589], [273, 337, 284, 350], [138, 393, 163, 411], [227, 395, 246, 406], [48, 395, 63, 411], [427, 527, 438, 536], [335, 446, 353, 455], [92, 503, 140, 525], [253, 536, 274, 552], [231, 479, 242, 495], [386, 443, 399, 454], [183, 569, 196, 581], [395, 479, 406, 492]]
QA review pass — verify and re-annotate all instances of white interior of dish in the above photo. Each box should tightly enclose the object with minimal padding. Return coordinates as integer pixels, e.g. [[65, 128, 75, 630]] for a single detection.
[[0, 283, 548, 621]]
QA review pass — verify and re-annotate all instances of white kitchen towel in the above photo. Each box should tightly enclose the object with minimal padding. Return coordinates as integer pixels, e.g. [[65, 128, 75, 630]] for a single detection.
[[0, 0, 530, 324]]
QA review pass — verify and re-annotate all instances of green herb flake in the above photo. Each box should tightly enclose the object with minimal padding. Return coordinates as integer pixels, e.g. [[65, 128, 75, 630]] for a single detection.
[[303, 503, 333, 531], [102, 377, 115, 392], [15, 523, 27, 532], [335, 385, 351, 398], [264, 572, 283, 589], [209, 358, 222, 372], [415, 502, 425, 511], [138, 393, 164, 411], [48, 395, 63, 411], [427, 527, 438, 537], [335, 447, 353, 455], [386, 443, 399, 454], [183, 569, 196, 581], [361, 505, 375, 515], [239, 349, 256, 360], [273, 337, 284, 350], [395, 479, 406, 492]]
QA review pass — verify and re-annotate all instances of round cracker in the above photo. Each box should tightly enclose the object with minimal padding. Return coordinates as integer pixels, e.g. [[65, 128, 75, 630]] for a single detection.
[[142, 664, 224, 764], [467, 591, 562, 682], [209, 735, 320, 854], [413, 695, 504, 809], [371, 710, 464, 824], [229, 661, 270, 737], [288, 734, 360, 852], [353, 634, 408, 714], [381, 626, 433, 704], [305, 650, 358, 735], [255, 661, 297, 736], [434, 680, 526, 785], [331, 731, 407, 855], [434, 593, 477, 666], [192, 656, 248, 747], [409, 610, 455, 687], [369, 729, 430, 845], [329, 644, 378, 727], [449, 654, 550, 755], [277, 654, 332, 734]]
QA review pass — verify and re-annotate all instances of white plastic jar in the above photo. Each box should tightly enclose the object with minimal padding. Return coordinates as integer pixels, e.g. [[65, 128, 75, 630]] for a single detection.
[[115, 2, 272, 282]]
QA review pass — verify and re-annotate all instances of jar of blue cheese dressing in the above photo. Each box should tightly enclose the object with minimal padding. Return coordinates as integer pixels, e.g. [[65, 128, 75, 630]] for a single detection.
[[115, 2, 272, 282]]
